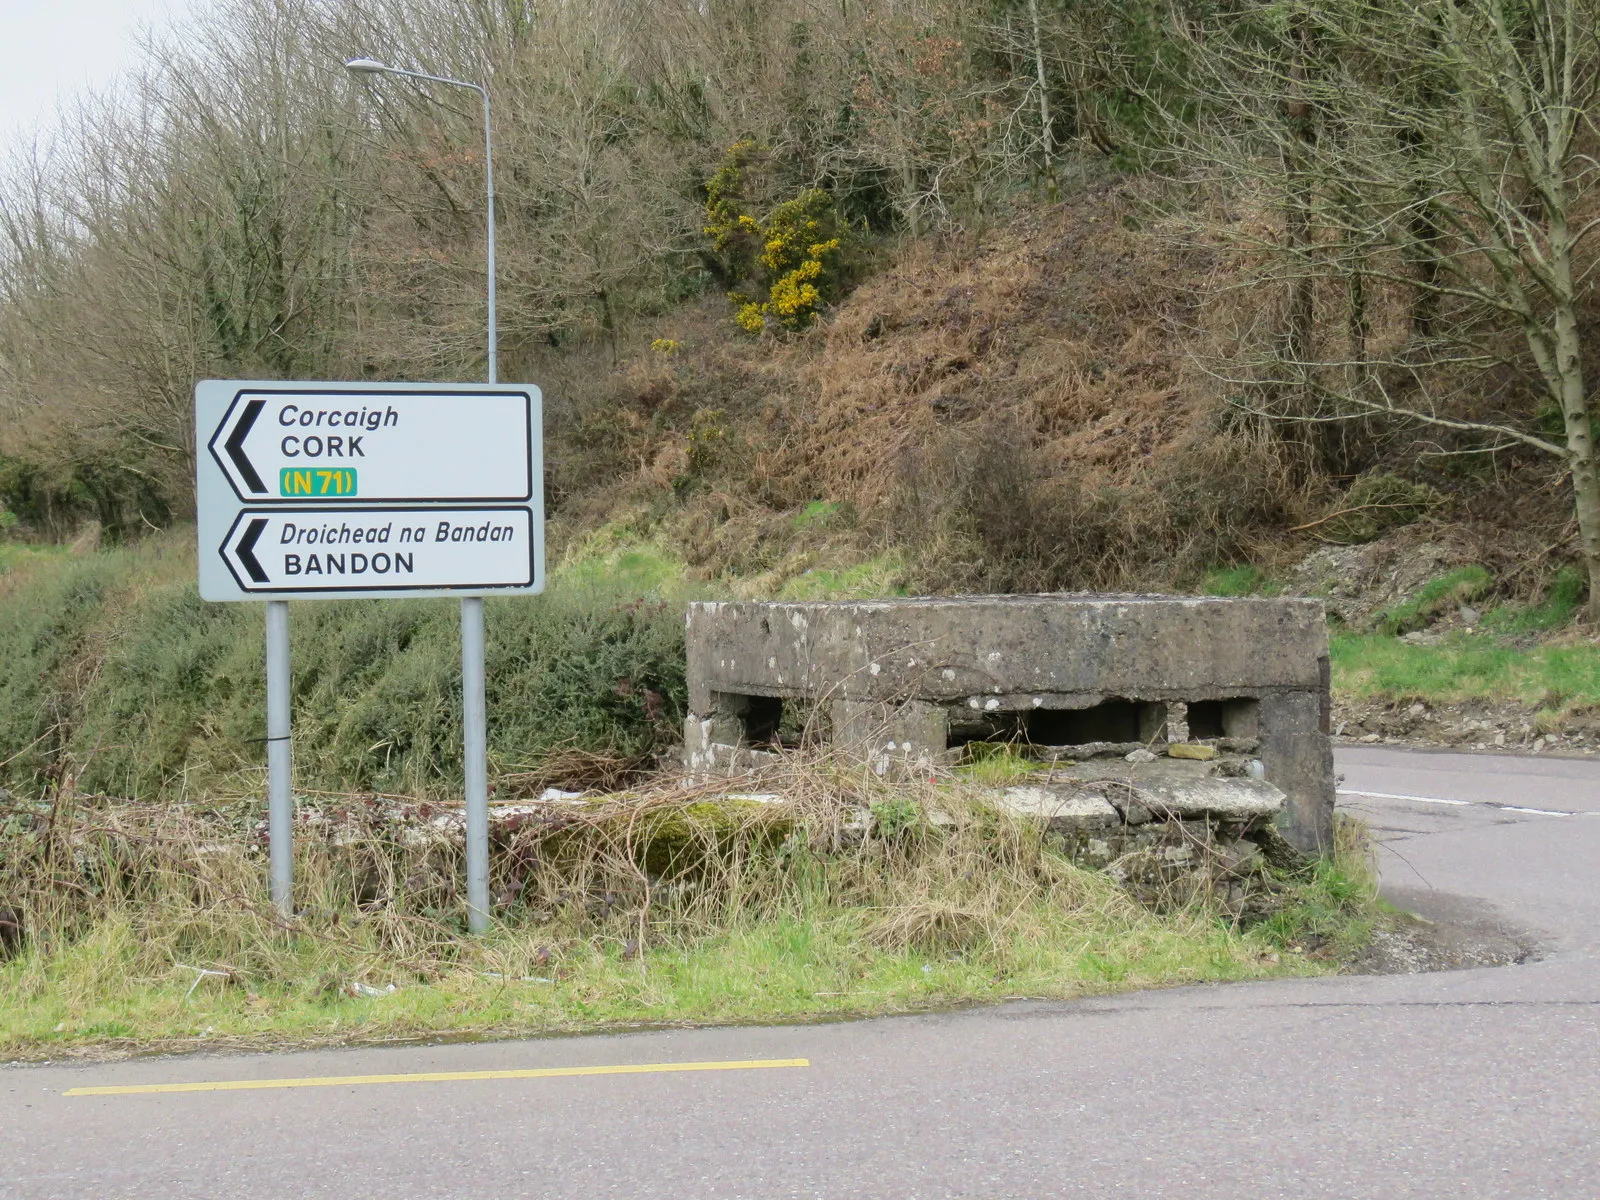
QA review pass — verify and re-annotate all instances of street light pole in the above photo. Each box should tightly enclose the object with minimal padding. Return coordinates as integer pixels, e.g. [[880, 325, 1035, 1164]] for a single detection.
[[346, 56, 498, 933], [346, 59, 497, 382]]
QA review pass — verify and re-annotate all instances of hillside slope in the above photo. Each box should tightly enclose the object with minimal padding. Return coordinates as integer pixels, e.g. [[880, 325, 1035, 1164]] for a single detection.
[[3, 189, 1598, 800], [536, 182, 1576, 605]]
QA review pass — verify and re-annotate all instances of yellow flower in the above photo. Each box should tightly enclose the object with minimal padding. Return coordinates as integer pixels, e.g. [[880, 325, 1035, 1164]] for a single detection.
[[706, 152, 846, 337], [735, 303, 767, 334]]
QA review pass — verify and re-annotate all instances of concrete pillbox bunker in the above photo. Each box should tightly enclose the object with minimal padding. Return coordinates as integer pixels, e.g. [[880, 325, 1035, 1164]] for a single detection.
[[684, 594, 1335, 852]]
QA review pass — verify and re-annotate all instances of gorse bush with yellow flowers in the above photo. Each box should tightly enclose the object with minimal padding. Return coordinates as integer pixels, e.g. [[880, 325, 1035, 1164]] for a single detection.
[[704, 143, 851, 335]]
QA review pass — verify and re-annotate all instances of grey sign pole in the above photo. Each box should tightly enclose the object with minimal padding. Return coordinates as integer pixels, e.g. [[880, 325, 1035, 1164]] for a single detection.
[[265, 599, 293, 917], [460, 595, 489, 929], [346, 57, 498, 933]]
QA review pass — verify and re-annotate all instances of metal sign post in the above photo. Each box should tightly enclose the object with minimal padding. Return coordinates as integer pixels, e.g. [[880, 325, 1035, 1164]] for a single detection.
[[461, 596, 489, 930], [265, 600, 293, 917], [195, 380, 543, 929]]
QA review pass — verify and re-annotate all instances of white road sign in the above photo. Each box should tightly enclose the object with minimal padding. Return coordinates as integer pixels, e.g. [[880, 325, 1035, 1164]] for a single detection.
[[196, 380, 544, 601], [220, 507, 536, 594], [207, 385, 532, 503]]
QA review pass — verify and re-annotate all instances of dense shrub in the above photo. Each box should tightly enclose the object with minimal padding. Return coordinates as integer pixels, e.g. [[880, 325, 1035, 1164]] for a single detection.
[[703, 143, 853, 335], [0, 540, 689, 800], [1317, 474, 1442, 545], [0, 454, 175, 543], [0, 553, 125, 786]]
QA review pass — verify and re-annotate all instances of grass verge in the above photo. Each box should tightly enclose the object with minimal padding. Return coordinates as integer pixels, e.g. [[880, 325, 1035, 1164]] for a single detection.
[[1372, 565, 1492, 635], [1331, 631, 1600, 710], [0, 770, 1378, 1060], [1200, 558, 1600, 715]]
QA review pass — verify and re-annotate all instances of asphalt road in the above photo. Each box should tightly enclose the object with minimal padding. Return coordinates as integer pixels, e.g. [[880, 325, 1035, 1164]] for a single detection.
[[4, 746, 1598, 1199]]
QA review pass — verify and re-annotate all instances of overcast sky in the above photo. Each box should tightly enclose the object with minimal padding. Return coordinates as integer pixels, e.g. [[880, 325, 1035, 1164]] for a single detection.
[[2, 0, 200, 154]]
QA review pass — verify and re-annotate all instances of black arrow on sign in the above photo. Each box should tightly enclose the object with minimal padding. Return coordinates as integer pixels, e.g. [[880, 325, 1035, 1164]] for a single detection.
[[225, 399, 267, 493], [234, 518, 270, 583]]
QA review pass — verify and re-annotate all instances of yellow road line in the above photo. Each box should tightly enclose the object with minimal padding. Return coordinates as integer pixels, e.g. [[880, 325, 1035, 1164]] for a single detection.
[[65, 1057, 809, 1097]]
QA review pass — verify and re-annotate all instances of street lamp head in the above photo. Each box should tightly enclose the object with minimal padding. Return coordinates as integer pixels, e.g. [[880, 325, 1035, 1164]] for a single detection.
[[344, 57, 392, 75]]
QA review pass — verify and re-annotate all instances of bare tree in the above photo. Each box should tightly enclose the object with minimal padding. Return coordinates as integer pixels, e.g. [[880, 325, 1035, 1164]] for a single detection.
[[0, 0, 1193, 532], [1156, 0, 1600, 617]]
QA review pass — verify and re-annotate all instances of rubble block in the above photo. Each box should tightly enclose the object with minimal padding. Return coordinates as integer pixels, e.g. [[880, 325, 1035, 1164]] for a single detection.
[[683, 594, 1335, 853]]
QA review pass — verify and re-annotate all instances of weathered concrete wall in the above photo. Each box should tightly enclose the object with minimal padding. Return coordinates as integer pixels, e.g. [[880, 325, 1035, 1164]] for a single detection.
[[684, 594, 1335, 853], [686, 595, 1325, 709]]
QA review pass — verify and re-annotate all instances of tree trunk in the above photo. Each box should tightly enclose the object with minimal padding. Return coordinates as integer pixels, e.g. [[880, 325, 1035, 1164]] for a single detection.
[[1406, 192, 1443, 337], [1552, 299, 1600, 620], [1282, 165, 1315, 383], [1282, 18, 1317, 390], [1028, 0, 1055, 180], [1570, 443, 1600, 623]]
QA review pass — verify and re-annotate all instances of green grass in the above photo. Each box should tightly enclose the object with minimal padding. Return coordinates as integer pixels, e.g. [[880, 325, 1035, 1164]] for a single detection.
[[1331, 631, 1600, 708], [1249, 816, 1379, 960], [0, 540, 69, 577], [1201, 564, 1281, 597], [955, 743, 1045, 785], [553, 542, 688, 596], [1373, 565, 1492, 635], [0, 802, 1377, 1061], [1331, 563, 1598, 709], [0, 903, 1318, 1057], [789, 499, 853, 531], [1483, 566, 1588, 634], [773, 550, 909, 600]]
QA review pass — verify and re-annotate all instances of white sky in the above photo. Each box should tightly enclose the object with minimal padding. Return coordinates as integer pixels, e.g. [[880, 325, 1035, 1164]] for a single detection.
[[2, 0, 200, 153]]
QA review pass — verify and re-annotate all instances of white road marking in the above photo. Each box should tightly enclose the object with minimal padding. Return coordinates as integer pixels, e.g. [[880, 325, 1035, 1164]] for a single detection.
[[1339, 789, 1469, 806], [1339, 789, 1592, 817]]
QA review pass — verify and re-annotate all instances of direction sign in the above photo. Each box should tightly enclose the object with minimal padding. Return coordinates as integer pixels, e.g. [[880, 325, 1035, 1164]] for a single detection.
[[220, 506, 536, 594], [207, 386, 532, 503], [196, 380, 544, 601]]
